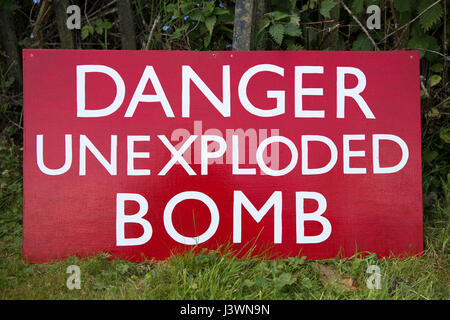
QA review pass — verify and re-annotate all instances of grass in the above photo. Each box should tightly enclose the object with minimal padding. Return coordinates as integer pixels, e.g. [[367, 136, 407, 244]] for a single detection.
[[0, 206, 448, 299]]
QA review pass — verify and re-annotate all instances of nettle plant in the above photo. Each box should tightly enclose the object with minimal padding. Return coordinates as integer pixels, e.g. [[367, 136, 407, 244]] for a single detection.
[[257, 6, 304, 50], [256, 0, 340, 50], [256, 0, 447, 144], [161, 0, 234, 50], [81, 18, 113, 49], [257, 0, 446, 53]]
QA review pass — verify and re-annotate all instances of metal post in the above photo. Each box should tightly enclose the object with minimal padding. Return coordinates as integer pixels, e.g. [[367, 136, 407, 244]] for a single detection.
[[232, 0, 256, 51]]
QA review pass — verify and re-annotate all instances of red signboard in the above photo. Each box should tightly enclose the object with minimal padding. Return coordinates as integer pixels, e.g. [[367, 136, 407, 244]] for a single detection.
[[23, 49, 422, 263]]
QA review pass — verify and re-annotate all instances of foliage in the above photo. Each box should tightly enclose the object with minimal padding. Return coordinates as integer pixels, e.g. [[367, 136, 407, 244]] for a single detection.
[[258, 3, 304, 50], [0, 244, 448, 299], [161, 0, 234, 49], [0, 0, 20, 12], [81, 18, 113, 48], [0, 54, 22, 245]]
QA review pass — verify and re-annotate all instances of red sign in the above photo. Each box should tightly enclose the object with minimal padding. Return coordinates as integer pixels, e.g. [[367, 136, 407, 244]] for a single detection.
[[23, 49, 422, 263]]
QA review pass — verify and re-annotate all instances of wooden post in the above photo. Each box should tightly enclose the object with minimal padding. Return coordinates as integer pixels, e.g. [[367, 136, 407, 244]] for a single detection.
[[117, 0, 137, 50]]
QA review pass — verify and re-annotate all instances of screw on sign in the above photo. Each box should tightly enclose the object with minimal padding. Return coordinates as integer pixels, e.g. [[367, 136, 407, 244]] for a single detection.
[[22, 50, 422, 262]]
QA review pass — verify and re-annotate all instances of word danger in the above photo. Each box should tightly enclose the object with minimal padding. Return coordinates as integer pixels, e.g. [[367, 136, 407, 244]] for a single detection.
[[76, 64, 375, 118]]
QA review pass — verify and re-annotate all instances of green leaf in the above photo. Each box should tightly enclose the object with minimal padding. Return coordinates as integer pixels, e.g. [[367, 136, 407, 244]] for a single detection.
[[116, 262, 130, 274], [284, 23, 302, 37], [179, 2, 194, 14], [190, 9, 205, 22], [431, 63, 443, 73], [217, 24, 234, 35], [320, 0, 337, 19], [81, 25, 94, 40], [418, 0, 443, 32], [290, 13, 300, 26], [428, 75, 442, 87], [272, 11, 290, 21], [93, 281, 106, 290], [203, 0, 215, 14], [170, 24, 189, 40], [258, 17, 271, 33], [426, 107, 440, 118], [102, 20, 112, 30], [423, 150, 438, 163], [440, 128, 450, 144], [301, 277, 313, 289], [288, 0, 298, 11], [269, 24, 284, 45], [95, 26, 103, 35], [398, 9, 412, 25], [278, 272, 292, 282], [243, 279, 254, 287], [286, 42, 304, 51], [394, 0, 411, 12], [352, 258, 362, 270], [308, 0, 318, 9], [3, 77, 14, 89], [275, 273, 296, 290], [164, 3, 177, 14], [205, 15, 216, 35], [213, 7, 229, 15], [94, 19, 104, 35], [265, 11, 290, 21], [407, 35, 438, 59], [351, 0, 364, 15], [94, 19, 103, 27], [255, 276, 268, 288], [204, 33, 212, 48], [352, 34, 373, 51]]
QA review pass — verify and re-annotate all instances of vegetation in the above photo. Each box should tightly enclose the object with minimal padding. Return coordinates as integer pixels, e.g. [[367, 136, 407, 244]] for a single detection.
[[0, 0, 448, 299], [0, 241, 449, 299]]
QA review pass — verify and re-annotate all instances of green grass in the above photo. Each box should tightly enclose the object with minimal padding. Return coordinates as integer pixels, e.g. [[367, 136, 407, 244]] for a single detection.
[[0, 208, 448, 299]]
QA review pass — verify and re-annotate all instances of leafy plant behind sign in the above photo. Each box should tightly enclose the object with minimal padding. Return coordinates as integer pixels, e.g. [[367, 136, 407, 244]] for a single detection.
[[81, 18, 113, 49], [161, 0, 234, 50]]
